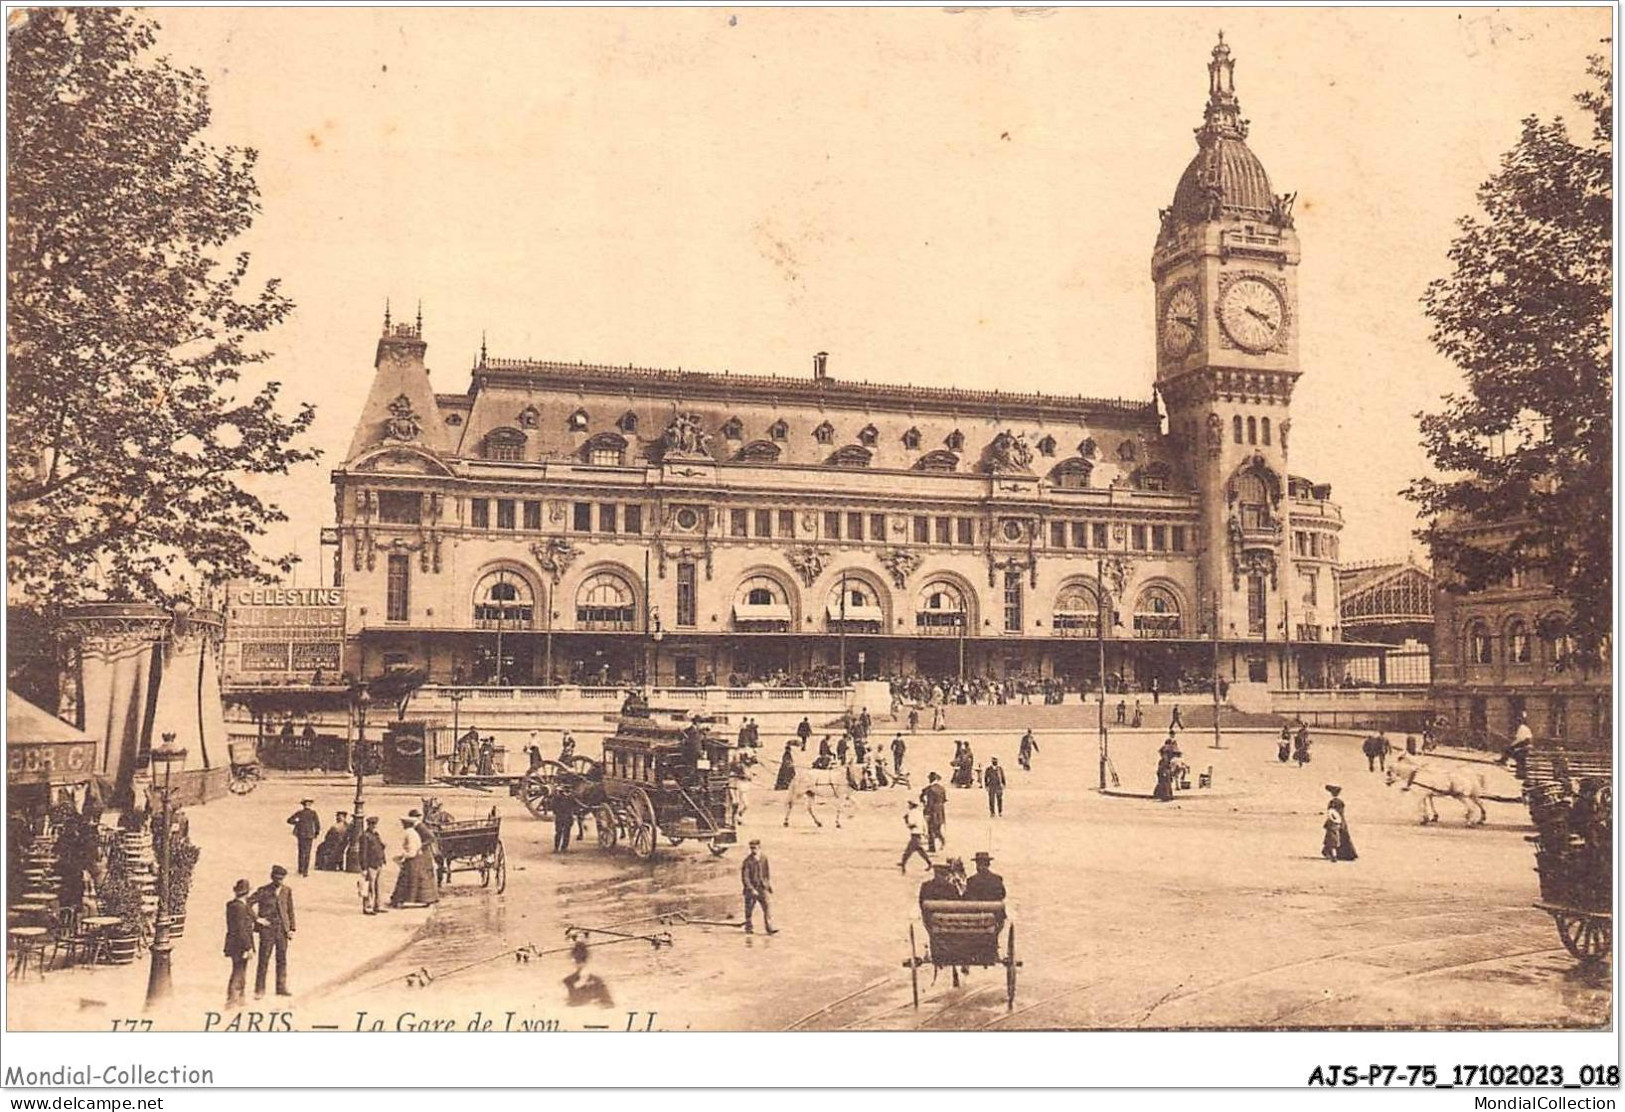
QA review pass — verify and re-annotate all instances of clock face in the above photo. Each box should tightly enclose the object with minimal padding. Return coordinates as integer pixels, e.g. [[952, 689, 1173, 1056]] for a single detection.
[[1219, 276, 1286, 352], [1161, 284, 1199, 356]]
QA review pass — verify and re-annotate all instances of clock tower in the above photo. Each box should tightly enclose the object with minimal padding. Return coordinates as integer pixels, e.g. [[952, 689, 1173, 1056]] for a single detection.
[[1153, 35, 1300, 674]]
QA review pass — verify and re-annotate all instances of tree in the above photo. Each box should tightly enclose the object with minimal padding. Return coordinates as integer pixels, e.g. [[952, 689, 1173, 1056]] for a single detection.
[[7, 9, 318, 612], [1407, 54, 1612, 662]]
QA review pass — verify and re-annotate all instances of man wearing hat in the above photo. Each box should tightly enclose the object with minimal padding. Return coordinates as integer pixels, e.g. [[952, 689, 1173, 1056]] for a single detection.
[[918, 863, 960, 904], [286, 799, 321, 877], [920, 772, 948, 852], [963, 851, 1006, 902], [223, 878, 255, 1008], [249, 865, 296, 997], [359, 816, 387, 914], [898, 800, 932, 873], [740, 840, 776, 934], [984, 756, 1007, 817]]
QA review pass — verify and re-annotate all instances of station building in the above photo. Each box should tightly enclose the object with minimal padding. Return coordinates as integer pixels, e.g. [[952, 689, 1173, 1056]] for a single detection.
[[328, 38, 1372, 697]]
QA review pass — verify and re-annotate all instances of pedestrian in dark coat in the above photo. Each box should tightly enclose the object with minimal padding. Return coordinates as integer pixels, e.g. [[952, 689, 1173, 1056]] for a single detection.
[[1018, 730, 1038, 771], [250, 866, 296, 997], [223, 879, 255, 1008], [890, 733, 906, 774], [774, 743, 797, 791], [920, 773, 948, 852], [359, 816, 387, 914], [740, 840, 776, 934], [984, 757, 1007, 816], [796, 717, 812, 746], [552, 787, 577, 853], [286, 800, 320, 877]]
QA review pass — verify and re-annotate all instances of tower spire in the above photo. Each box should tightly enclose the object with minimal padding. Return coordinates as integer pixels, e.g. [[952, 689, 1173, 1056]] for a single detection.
[[1199, 32, 1248, 141], [383, 298, 392, 333], [480, 331, 488, 366], [415, 300, 423, 336]]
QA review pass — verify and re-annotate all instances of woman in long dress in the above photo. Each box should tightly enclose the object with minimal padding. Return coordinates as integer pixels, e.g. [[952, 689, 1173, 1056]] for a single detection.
[[390, 817, 424, 907], [1322, 798, 1357, 861], [773, 743, 797, 791], [1153, 755, 1176, 802]]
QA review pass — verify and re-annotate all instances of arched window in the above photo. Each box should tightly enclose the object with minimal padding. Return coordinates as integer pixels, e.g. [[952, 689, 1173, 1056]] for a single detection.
[[1037, 435, 1057, 457], [858, 424, 880, 447], [732, 575, 792, 631], [618, 411, 640, 434], [1507, 619, 1532, 664], [567, 408, 590, 432], [1247, 416, 1257, 445], [1540, 613, 1574, 666], [473, 570, 536, 629], [721, 416, 744, 440], [581, 431, 627, 467], [916, 449, 960, 474], [1261, 417, 1272, 446], [827, 577, 886, 632], [1466, 620, 1493, 665], [1133, 462, 1171, 492], [1234, 471, 1271, 529], [1053, 582, 1100, 638], [769, 419, 789, 441], [902, 427, 922, 450], [813, 421, 836, 445], [1132, 586, 1181, 639], [916, 581, 968, 634], [484, 427, 527, 462], [827, 444, 872, 468], [733, 440, 781, 464], [576, 572, 638, 631], [1049, 458, 1092, 490], [1233, 415, 1243, 444], [945, 429, 965, 452]]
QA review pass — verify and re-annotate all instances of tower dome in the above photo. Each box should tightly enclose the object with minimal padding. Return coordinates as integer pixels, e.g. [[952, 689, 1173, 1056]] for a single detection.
[[1162, 35, 1291, 232]]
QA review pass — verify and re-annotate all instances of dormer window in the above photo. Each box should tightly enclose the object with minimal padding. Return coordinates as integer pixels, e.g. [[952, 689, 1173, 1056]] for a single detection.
[[903, 427, 922, 450], [1049, 458, 1092, 490], [1118, 439, 1138, 462], [567, 409, 590, 432], [826, 445, 872, 468], [916, 450, 959, 474], [813, 421, 835, 445], [1078, 436, 1097, 460], [445, 413, 464, 427], [722, 416, 744, 441], [858, 424, 879, 447], [517, 405, 540, 430], [582, 431, 628, 467], [1037, 435, 1057, 457], [945, 429, 965, 452], [1134, 462, 1172, 492], [618, 411, 640, 434], [484, 427, 527, 462], [769, 419, 789, 441]]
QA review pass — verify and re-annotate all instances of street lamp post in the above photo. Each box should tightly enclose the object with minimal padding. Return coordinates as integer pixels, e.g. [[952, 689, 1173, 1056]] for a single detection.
[[348, 684, 373, 874], [1211, 595, 1223, 750], [449, 688, 465, 740], [1096, 558, 1109, 792], [144, 735, 187, 1009]]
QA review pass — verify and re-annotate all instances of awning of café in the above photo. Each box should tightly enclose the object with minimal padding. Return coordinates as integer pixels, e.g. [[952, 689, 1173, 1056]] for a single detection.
[[7, 689, 100, 787]]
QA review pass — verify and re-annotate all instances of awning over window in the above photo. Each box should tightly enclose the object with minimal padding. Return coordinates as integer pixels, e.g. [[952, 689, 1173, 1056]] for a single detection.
[[826, 602, 885, 623], [7, 689, 99, 786], [733, 603, 792, 623]]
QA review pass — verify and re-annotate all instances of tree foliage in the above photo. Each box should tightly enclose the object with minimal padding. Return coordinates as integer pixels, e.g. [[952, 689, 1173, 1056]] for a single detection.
[[7, 8, 318, 611], [1407, 54, 1613, 662]]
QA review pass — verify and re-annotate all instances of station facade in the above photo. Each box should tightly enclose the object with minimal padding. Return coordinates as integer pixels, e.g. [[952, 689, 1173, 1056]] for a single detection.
[[329, 39, 1368, 695]]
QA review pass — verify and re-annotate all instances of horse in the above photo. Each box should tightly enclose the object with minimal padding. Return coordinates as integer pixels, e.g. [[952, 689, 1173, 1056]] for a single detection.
[[1385, 753, 1488, 826], [782, 765, 854, 829]]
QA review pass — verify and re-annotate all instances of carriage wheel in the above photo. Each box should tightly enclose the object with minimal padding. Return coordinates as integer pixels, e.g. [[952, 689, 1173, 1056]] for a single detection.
[[519, 765, 561, 819], [595, 805, 620, 850], [1556, 912, 1611, 964], [228, 772, 254, 796], [628, 790, 659, 861], [1005, 924, 1018, 1011], [568, 755, 602, 779], [908, 923, 921, 1010], [494, 843, 507, 894], [479, 854, 492, 888], [666, 836, 684, 847], [707, 840, 730, 857]]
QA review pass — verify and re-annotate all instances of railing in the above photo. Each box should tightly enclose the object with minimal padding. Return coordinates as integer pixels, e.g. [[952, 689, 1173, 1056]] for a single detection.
[[1272, 687, 1430, 704], [410, 684, 850, 707]]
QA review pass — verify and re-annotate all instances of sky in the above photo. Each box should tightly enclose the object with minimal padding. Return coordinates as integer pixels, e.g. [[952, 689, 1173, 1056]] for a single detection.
[[143, 6, 1613, 582]]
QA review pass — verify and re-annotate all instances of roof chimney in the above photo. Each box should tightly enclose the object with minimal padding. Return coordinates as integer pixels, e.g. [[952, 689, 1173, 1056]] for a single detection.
[[813, 351, 829, 380]]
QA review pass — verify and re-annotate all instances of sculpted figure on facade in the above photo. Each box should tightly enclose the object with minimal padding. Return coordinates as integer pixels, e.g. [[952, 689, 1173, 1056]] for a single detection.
[[986, 430, 1035, 474], [661, 410, 712, 458], [878, 548, 922, 589], [532, 537, 581, 584], [786, 545, 830, 588], [1206, 412, 1223, 457], [382, 394, 422, 442]]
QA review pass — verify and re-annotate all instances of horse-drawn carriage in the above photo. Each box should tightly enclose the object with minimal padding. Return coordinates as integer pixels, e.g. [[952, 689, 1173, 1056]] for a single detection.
[[426, 804, 508, 894], [904, 901, 1019, 1010], [513, 705, 737, 860], [1521, 748, 1611, 966]]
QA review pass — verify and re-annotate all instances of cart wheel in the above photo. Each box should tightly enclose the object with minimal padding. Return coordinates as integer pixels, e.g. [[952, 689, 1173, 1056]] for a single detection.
[[495, 843, 507, 894], [228, 773, 253, 796], [595, 805, 620, 850], [909, 923, 921, 1010], [707, 840, 730, 857], [666, 836, 683, 847], [479, 855, 491, 888], [1556, 912, 1611, 964], [567, 755, 602, 779], [630, 822, 656, 860], [1005, 923, 1018, 1011], [628, 789, 659, 860], [520, 761, 568, 819]]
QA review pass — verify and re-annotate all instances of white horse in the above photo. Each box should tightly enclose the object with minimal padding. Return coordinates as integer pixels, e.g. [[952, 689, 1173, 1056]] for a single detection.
[[783, 765, 854, 829], [1385, 753, 1489, 826]]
